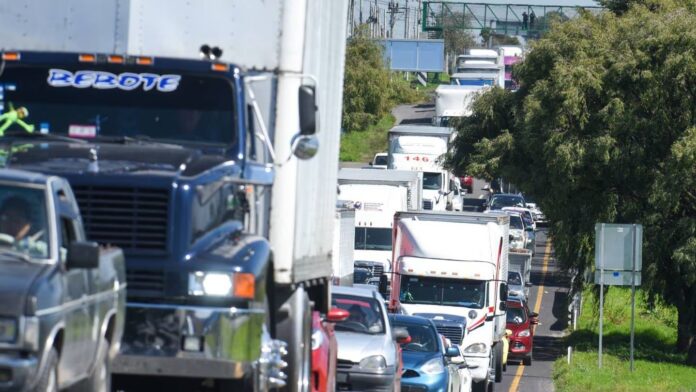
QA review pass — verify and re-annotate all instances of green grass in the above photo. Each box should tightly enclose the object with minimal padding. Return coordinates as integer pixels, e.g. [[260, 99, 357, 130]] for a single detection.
[[339, 114, 395, 162], [553, 287, 696, 392]]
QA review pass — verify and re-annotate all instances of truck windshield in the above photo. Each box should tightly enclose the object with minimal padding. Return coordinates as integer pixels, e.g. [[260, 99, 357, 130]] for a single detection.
[[354, 227, 392, 251], [422, 172, 442, 190], [400, 276, 486, 309], [389, 135, 447, 155], [490, 195, 525, 210], [0, 66, 236, 147], [0, 184, 49, 259]]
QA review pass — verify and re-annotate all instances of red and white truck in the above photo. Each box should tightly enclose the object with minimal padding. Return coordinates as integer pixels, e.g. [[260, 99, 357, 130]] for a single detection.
[[389, 211, 510, 391]]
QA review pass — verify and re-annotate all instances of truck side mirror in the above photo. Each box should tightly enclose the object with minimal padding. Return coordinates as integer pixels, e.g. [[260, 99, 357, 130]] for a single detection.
[[326, 307, 349, 322], [66, 241, 100, 269], [445, 347, 460, 357], [378, 274, 389, 296], [499, 301, 507, 312], [298, 85, 317, 136]]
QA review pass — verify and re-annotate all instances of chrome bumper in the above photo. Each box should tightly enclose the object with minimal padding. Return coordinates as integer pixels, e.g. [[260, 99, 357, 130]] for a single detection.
[[112, 302, 264, 379]]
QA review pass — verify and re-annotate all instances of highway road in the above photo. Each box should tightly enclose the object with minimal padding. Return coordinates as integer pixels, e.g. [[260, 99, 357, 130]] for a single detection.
[[500, 230, 569, 392]]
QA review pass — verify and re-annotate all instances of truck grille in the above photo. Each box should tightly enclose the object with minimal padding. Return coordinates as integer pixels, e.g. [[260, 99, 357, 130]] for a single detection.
[[423, 200, 433, 210], [72, 185, 169, 252], [435, 325, 465, 345], [126, 269, 165, 297]]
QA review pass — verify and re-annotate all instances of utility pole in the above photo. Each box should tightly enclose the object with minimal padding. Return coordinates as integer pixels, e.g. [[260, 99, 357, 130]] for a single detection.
[[388, 1, 401, 38], [404, 0, 409, 39]]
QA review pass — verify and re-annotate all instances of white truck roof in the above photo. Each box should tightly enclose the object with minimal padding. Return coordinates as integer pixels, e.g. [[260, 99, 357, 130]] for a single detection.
[[338, 168, 422, 184], [389, 125, 454, 136]]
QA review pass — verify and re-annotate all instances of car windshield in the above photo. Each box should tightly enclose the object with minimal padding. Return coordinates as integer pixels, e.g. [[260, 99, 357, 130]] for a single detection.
[[509, 215, 524, 230], [0, 66, 237, 147], [354, 227, 392, 251], [490, 195, 525, 209], [400, 276, 486, 309], [508, 272, 522, 285], [373, 155, 388, 166], [0, 184, 50, 259], [333, 294, 385, 334], [423, 172, 443, 190], [506, 306, 527, 324], [393, 323, 439, 353]]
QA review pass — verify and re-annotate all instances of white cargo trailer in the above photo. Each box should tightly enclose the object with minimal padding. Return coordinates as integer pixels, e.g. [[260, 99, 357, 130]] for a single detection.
[[332, 206, 356, 286], [0, 1, 349, 390], [389, 211, 510, 390]]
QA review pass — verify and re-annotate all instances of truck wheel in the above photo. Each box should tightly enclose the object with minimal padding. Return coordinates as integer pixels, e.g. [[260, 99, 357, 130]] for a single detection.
[[277, 287, 311, 392], [34, 348, 59, 392], [494, 343, 503, 382], [472, 380, 488, 392], [523, 355, 532, 366], [72, 337, 110, 392]]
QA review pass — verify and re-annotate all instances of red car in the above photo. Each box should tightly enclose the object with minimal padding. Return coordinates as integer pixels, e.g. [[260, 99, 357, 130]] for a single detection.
[[312, 308, 349, 392], [459, 175, 473, 193], [505, 299, 539, 365]]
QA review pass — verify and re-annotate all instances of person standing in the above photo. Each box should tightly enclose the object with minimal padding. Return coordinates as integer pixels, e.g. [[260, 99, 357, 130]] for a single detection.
[[530, 11, 536, 30], [522, 12, 528, 30]]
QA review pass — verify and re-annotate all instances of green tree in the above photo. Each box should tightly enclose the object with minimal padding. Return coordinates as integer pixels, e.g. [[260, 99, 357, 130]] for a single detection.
[[446, 1, 696, 364]]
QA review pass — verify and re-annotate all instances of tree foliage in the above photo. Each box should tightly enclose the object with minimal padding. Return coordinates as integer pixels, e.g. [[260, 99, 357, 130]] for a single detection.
[[445, 1, 696, 364], [342, 26, 422, 132]]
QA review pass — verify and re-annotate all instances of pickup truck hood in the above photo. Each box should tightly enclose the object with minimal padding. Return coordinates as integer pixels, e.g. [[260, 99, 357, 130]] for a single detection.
[[0, 257, 47, 316], [1, 140, 229, 177], [335, 331, 394, 365]]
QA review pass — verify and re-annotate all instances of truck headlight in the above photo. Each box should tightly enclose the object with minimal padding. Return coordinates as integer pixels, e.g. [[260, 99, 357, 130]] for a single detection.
[[464, 342, 487, 354], [188, 272, 255, 299], [421, 357, 445, 375], [359, 355, 387, 372], [0, 318, 17, 343]]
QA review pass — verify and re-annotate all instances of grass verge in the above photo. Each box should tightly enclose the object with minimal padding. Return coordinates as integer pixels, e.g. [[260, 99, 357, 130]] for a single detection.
[[339, 114, 395, 163], [553, 286, 696, 392]]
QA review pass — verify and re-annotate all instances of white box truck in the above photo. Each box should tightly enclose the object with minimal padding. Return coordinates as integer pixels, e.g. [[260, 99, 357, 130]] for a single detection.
[[337, 168, 422, 294], [509, 248, 533, 286], [433, 85, 488, 127], [389, 211, 510, 391], [386, 125, 455, 211], [0, 0, 349, 390]]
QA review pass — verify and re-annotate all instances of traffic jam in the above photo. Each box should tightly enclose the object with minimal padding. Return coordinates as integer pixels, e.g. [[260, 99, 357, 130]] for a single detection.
[[0, 1, 544, 392]]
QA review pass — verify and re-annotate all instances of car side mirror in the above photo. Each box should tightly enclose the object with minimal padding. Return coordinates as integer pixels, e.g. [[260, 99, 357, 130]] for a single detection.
[[529, 312, 539, 318], [66, 241, 100, 269], [326, 307, 349, 322], [393, 327, 411, 344], [445, 347, 460, 357], [298, 85, 317, 136], [509, 234, 515, 242], [530, 318, 539, 325], [525, 282, 533, 287]]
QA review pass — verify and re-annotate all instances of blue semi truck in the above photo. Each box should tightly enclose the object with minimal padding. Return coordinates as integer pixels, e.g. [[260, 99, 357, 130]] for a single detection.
[[0, 0, 349, 390]]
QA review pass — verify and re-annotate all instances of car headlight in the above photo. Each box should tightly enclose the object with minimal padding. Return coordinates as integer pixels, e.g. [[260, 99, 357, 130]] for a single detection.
[[311, 329, 323, 351], [518, 329, 531, 337], [464, 343, 487, 354], [421, 357, 445, 375], [0, 317, 17, 343], [188, 272, 255, 299], [359, 355, 387, 372]]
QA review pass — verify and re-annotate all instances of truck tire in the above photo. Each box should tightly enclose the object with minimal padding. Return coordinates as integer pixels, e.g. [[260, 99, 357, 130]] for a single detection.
[[523, 355, 532, 366], [277, 287, 311, 392], [494, 343, 503, 382], [34, 348, 58, 392], [71, 338, 110, 392], [472, 380, 488, 392]]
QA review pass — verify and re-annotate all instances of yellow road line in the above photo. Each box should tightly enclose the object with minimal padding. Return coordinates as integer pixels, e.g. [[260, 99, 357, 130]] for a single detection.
[[508, 239, 552, 392]]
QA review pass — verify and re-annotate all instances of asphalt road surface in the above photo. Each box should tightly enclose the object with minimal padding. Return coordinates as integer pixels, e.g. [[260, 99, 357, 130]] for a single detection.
[[500, 230, 569, 392]]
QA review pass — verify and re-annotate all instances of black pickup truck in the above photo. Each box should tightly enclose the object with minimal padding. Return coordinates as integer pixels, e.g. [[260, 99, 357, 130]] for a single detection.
[[0, 169, 125, 392]]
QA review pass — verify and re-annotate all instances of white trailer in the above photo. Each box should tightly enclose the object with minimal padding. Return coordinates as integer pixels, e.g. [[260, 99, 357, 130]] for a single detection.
[[332, 206, 356, 286], [0, 1, 349, 390], [433, 84, 488, 126], [387, 125, 455, 211], [389, 211, 510, 390], [337, 168, 422, 290], [509, 248, 533, 286]]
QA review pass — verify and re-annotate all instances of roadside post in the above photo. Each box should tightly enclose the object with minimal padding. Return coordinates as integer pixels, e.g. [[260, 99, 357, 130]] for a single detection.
[[594, 223, 643, 371]]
